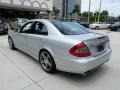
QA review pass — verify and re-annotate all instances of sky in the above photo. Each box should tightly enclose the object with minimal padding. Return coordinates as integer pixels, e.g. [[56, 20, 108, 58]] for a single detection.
[[81, 0, 120, 16]]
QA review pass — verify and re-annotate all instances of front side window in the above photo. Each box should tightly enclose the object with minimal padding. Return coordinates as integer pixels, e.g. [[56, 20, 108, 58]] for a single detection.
[[52, 21, 90, 35], [34, 22, 48, 35], [20, 22, 33, 33]]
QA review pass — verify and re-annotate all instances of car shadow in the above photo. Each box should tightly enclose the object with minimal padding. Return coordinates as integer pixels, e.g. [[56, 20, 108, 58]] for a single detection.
[[16, 49, 40, 64], [16, 49, 110, 83], [52, 65, 110, 83], [0, 34, 8, 36]]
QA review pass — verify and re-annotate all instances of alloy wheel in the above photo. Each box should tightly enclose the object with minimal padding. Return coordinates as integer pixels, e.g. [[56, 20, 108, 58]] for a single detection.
[[8, 37, 13, 49], [40, 51, 52, 71]]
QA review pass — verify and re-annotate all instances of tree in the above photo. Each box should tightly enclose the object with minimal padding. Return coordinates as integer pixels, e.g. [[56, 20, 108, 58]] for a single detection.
[[94, 11, 99, 22], [100, 10, 109, 16], [81, 10, 109, 23], [73, 5, 80, 14], [82, 11, 94, 23], [100, 10, 109, 22]]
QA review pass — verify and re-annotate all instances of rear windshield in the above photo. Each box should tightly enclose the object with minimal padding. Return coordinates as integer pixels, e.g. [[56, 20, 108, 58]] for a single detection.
[[52, 21, 90, 35]]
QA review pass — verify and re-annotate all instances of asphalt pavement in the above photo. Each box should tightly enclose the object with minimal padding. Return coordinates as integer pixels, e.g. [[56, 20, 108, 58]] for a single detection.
[[0, 30, 120, 90]]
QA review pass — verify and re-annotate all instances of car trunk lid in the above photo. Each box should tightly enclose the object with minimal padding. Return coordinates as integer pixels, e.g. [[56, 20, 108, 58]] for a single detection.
[[65, 33, 109, 56]]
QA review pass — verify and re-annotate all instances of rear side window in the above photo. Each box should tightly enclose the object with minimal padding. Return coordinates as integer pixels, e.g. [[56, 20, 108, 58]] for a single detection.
[[52, 21, 90, 35], [34, 22, 48, 35]]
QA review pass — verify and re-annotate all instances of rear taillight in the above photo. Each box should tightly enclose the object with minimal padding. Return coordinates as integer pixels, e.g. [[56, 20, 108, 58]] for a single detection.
[[69, 42, 91, 57]]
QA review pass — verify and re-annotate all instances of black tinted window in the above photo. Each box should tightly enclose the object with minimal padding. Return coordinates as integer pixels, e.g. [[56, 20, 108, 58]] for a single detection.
[[34, 22, 48, 35], [20, 22, 33, 33], [52, 21, 90, 35]]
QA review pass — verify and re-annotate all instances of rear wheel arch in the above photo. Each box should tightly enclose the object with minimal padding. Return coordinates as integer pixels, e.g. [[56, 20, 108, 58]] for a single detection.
[[39, 48, 55, 62], [39, 49, 53, 56]]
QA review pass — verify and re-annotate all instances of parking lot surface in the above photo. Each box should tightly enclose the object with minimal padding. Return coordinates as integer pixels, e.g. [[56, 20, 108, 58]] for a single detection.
[[0, 30, 120, 90]]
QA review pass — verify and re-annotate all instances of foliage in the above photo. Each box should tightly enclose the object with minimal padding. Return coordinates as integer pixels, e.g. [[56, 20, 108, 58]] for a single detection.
[[73, 5, 80, 14], [81, 10, 109, 23], [82, 11, 94, 23]]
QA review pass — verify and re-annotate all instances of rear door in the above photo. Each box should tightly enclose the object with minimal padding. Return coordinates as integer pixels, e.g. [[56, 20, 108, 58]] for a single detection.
[[26, 21, 48, 58]]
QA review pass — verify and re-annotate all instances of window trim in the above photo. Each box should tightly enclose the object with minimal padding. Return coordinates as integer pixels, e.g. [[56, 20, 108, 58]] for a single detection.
[[52, 21, 90, 35], [33, 21, 48, 36], [19, 21, 33, 34]]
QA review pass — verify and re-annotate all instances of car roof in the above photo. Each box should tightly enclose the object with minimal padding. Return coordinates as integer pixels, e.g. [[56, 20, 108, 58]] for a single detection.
[[27, 19, 63, 36], [29, 19, 76, 22], [30, 19, 49, 22]]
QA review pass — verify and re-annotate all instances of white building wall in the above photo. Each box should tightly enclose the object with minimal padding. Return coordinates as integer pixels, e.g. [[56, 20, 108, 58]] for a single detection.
[[0, 0, 53, 11]]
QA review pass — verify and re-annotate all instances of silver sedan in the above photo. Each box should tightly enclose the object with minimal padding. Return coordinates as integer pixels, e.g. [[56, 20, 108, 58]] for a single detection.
[[8, 19, 112, 75]]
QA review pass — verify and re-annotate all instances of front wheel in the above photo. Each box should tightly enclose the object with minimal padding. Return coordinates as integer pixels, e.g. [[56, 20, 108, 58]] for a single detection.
[[39, 50, 56, 73], [8, 37, 16, 50], [95, 26, 99, 30]]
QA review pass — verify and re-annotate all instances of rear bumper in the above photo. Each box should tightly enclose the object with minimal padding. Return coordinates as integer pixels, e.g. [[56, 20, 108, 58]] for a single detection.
[[56, 48, 112, 74]]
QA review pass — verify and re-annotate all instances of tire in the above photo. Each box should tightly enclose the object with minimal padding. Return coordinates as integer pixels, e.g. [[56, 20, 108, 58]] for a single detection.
[[8, 36, 16, 50], [39, 50, 56, 73], [95, 26, 99, 30]]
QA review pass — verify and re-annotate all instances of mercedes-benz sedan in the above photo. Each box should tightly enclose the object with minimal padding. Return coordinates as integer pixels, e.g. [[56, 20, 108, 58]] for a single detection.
[[8, 19, 112, 75]]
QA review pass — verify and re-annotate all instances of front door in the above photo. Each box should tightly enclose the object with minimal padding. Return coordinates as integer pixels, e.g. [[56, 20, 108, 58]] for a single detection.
[[26, 21, 48, 58], [14, 22, 34, 53]]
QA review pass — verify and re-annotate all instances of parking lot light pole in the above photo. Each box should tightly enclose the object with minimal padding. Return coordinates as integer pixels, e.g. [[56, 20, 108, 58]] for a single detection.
[[88, 0, 91, 23], [98, 0, 102, 22]]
